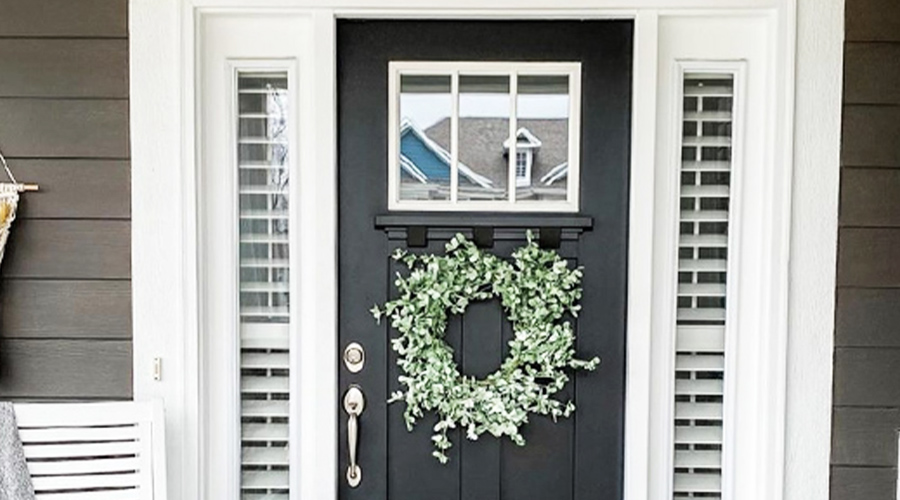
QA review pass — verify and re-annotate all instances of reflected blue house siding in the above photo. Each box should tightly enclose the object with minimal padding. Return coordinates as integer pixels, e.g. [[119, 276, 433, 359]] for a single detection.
[[400, 129, 450, 183]]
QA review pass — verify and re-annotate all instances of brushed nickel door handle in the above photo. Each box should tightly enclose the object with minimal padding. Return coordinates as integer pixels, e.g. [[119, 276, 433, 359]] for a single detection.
[[344, 385, 365, 488]]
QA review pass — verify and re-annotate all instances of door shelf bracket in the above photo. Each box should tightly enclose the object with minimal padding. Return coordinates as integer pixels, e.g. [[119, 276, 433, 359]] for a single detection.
[[374, 215, 593, 249]]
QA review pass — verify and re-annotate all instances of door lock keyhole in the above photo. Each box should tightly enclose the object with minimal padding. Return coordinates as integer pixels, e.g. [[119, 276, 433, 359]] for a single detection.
[[344, 342, 365, 373]]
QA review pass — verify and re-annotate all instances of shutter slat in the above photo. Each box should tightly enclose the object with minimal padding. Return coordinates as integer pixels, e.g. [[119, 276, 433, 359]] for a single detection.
[[676, 354, 724, 371], [239, 187, 288, 195], [676, 326, 725, 352], [240, 306, 290, 318], [241, 470, 289, 489], [680, 210, 729, 222], [240, 235, 289, 244], [674, 472, 722, 493], [675, 379, 724, 396], [240, 282, 289, 293], [241, 376, 289, 394], [678, 259, 727, 272], [242, 352, 289, 370], [240, 210, 289, 220], [675, 402, 723, 420], [681, 185, 730, 198], [681, 160, 731, 171], [238, 138, 289, 145], [242, 401, 290, 418], [683, 111, 732, 121], [241, 423, 289, 442], [678, 283, 727, 297], [240, 163, 283, 170], [683, 85, 733, 96], [674, 426, 723, 444], [677, 308, 726, 322], [241, 259, 289, 268], [242, 446, 289, 466], [242, 494, 289, 500], [682, 136, 732, 148], [675, 449, 723, 468], [678, 234, 728, 248]]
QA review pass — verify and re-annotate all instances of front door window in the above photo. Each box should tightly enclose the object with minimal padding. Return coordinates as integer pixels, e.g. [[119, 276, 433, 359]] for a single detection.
[[390, 62, 581, 211]]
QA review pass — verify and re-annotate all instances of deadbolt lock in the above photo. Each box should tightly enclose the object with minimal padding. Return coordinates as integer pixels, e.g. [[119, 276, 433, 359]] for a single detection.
[[343, 342, 365, 373]]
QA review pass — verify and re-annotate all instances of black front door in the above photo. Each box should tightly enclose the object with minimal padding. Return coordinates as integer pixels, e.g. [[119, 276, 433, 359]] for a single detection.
[[338, 20, 632, 500]]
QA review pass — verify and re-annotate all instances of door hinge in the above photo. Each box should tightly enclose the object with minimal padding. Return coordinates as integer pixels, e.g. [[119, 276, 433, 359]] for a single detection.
[[153, 357, 163, 381]]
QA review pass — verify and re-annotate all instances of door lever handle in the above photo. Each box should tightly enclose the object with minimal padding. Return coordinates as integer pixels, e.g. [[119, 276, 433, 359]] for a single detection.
[[344, 385, 365, 488]]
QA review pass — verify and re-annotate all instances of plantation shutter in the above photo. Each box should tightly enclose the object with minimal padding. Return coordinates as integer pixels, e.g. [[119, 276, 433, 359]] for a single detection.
[[673, 73, 735, 500], [238, 72, 291, 500]]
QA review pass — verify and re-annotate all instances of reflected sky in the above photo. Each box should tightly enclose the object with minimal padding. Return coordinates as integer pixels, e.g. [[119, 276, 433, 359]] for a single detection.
[[400, 94, 568, 129]]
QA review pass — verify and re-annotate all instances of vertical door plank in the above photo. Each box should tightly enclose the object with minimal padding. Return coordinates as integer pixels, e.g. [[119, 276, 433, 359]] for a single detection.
[[386, 239, 461, 500], [460, 294, 504, 500]]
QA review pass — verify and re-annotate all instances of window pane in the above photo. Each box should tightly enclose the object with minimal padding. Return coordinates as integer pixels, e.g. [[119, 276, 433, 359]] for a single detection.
[[516, 75, 570, 202], [237, 71, 290, 500], [458, 75, 510, 201], [399, 75, 452, 201]]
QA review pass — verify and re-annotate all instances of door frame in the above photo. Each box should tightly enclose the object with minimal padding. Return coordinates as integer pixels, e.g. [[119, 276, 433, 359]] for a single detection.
[[129, 2, 841, 500]]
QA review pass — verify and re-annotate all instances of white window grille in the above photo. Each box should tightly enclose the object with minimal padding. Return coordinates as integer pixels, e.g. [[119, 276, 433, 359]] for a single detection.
[[388, 61, 580, 211], [672, 72, 735, 500], [237, 71, 290, 500]]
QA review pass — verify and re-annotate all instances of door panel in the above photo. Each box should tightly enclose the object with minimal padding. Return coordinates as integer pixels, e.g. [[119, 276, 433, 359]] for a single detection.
[[338, 20, 632, 500]]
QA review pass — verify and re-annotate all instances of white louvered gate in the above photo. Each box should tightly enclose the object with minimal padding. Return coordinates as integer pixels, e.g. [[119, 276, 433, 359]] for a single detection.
[[673, 73, 735, 500], [15, 401, 166, 500], [238, 72, 291, 500]]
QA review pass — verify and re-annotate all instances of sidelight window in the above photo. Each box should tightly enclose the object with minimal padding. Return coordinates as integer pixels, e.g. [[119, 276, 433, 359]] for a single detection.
[[237, 71, 291, 500], [672, 72, 736, 500], [389, 62, 580, 211]]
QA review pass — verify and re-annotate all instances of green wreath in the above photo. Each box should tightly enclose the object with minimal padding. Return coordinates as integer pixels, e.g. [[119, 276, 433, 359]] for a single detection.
[[371, 232, 600, 463]]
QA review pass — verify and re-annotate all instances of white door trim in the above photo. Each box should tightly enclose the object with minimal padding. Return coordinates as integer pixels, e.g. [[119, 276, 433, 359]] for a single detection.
[[129, 2, 840, 500]]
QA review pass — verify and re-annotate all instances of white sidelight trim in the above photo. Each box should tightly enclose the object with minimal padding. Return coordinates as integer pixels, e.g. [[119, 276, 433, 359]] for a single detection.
[[623, 11, 658, 500]]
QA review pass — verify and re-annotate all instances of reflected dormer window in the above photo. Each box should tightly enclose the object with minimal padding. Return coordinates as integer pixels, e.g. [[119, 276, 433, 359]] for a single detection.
[[516, 150, 530, 181]]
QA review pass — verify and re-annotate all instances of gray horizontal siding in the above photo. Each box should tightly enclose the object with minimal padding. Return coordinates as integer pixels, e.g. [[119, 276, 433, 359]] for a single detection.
[[4, 160, 130, 219], [834, 349, 900, 407], [0, 39, 127, 98], [0, 0, 127, 38], [832, 407, 900, 467], [0, 0, 131, 401], [840, 169, 900, 227], [0, 100, 129, 158], [1, 280, 131, 339], [844, 43, 900, 105], [836, 289, 900, 347], [845, 0, 900, 42], [837, 228, 900, 287], [1, 220, 130, 279], [0, 340, 131, 398], [841, 106, 900, 168], [832, 1, 900, 498], [831, 467, 897, 500]]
